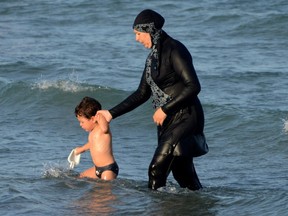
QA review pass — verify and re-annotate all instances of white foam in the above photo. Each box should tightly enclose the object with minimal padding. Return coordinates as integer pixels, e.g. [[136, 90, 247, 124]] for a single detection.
[[283, 119, 288, 133], [31, 79, 98, 93], [0, 77, 13, 85]]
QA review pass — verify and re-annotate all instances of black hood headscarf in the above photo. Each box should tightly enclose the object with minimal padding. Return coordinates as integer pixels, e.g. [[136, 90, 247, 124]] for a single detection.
[[133, 9, 165, 77], [133, 9, 172, 109], [133, 9, 165, 34]]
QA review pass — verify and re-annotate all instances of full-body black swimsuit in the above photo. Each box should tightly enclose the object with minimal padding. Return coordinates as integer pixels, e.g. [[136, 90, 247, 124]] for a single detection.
[[109, 31, 204, 190]]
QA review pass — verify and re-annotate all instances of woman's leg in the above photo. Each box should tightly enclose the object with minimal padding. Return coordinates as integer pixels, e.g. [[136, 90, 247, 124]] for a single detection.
[[171, 156, 202, 190], [149, 104, 204, 190], [148, 146, 174, 190]]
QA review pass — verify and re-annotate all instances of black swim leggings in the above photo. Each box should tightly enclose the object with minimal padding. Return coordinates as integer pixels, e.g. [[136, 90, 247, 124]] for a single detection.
[[148, 153, 202, 191]]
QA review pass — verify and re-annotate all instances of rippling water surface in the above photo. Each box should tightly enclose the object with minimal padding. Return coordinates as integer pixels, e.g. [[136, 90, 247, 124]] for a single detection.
[[0, 0, 287, 215]]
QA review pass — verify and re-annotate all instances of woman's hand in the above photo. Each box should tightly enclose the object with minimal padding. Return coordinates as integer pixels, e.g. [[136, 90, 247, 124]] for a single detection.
[[96, 110, 113, 123], [95, 112, 109, 133], [153, 108, 167, 126]]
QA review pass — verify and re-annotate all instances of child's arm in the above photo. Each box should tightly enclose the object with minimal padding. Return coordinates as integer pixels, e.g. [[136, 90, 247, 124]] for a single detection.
[[74, 142, 90, 155], [95, 112, 109, 133]]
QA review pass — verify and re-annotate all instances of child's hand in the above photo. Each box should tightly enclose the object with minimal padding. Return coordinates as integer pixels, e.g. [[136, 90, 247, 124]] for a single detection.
[[96, 110, 112, 122], [74, 147, 80, 155]]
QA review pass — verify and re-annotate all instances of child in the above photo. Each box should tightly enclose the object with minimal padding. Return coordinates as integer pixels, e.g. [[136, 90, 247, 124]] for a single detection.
[[73, 96, 118, 180]]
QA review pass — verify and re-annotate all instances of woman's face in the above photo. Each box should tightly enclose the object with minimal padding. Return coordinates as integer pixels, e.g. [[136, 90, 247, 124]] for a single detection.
[[133, 29, 152, 49]]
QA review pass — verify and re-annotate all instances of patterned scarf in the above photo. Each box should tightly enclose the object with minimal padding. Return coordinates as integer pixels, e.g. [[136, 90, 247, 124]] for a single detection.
[[134, 23, 172, 109]]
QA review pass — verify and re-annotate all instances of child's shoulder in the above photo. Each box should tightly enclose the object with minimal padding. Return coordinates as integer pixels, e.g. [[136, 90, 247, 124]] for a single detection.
[[91, 124, 109, 136]]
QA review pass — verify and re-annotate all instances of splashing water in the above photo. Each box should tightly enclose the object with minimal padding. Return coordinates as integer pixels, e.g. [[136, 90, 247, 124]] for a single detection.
[[31, 79, 97, 93], [42, 161, 74, 178], [30, 71, 110, 93], [284, 120, 288, 133]]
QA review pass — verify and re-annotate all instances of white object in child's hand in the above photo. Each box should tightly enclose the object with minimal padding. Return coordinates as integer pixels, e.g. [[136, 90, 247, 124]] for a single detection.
[[67, 149, 81, 169]]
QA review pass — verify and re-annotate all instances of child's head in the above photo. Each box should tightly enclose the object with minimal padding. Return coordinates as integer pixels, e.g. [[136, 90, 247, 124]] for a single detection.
[[75, 97, 102, 119]]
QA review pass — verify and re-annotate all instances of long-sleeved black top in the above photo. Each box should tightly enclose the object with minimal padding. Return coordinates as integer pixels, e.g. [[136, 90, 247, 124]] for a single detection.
[[109, 31, 201, 118]]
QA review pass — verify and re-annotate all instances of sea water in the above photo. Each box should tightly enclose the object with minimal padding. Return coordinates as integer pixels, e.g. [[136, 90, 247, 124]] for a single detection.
[[0, 0, 287, 215]]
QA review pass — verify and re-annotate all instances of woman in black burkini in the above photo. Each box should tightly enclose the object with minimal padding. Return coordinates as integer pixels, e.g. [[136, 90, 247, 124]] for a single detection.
[[99, 9, 207, 190]]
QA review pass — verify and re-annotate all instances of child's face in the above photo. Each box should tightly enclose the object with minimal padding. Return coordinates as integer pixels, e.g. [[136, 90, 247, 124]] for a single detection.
[[76, 115, 95, 132]]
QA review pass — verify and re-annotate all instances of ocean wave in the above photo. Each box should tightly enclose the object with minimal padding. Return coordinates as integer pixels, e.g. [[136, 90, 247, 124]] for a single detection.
[[31, 79, 107, 93], [282, 119, 288, 133], [0, 78, 113, 94], [0, 76, 12, 84], [0, 77, 132, 115], [227, 12, 288, 39]]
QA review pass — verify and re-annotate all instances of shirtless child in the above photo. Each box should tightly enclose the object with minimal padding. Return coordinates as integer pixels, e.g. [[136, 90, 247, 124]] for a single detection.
[[73, 96, 118, 180]]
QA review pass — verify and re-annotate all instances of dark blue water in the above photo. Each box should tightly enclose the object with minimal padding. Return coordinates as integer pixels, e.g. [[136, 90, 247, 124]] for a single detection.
[[1, 0, 288, 215]]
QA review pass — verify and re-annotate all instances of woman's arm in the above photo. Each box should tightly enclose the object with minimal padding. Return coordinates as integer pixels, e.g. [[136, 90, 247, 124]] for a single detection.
[[162, 42, 201, 115], [108, 70, 151, 119]]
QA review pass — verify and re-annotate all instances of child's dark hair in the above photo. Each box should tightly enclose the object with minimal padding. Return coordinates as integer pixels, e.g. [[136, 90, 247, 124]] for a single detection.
[[75, 97, 102, 119]]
